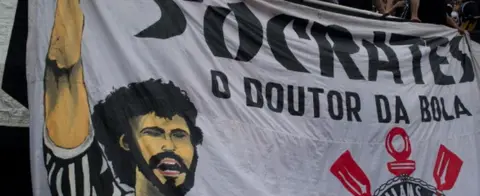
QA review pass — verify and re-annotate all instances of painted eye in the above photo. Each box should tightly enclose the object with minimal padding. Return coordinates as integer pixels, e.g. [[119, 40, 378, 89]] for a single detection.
[[141, 128, 163, 137], [172, 131, 187, 139]]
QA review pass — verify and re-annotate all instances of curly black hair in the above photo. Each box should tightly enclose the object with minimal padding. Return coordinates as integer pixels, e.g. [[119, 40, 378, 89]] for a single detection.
[[91, 79, 203, 195]]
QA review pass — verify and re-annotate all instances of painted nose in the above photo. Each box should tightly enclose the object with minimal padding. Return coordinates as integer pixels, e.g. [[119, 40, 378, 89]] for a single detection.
[[161, 139, 175, 151]]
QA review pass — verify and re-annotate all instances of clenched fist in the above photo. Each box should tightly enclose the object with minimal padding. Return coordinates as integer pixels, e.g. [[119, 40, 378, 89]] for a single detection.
[[47, 0, 84, 69]]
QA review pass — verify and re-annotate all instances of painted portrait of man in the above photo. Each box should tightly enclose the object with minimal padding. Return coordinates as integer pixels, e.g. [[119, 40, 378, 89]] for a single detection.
[[41, 0, 202, 195], [91, 79, 203, 195]]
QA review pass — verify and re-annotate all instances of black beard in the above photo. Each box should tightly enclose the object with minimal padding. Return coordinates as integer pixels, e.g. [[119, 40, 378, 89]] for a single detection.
[[148, 152, 187, 193], [147, 151, 199, 196]]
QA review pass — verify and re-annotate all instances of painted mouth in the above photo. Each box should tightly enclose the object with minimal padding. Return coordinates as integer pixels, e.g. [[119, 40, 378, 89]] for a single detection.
[[157, 158, 182, 177]]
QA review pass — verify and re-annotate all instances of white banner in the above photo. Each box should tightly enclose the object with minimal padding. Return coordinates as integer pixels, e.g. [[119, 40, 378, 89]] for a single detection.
[[28, 0, 480, 195]]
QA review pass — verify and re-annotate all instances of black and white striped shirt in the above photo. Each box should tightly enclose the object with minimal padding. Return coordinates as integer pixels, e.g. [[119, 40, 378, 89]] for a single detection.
[[43, 129, 134, 196]]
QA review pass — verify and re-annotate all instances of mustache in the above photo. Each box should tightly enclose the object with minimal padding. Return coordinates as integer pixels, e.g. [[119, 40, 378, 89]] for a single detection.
[[149, 151, 188, 172]]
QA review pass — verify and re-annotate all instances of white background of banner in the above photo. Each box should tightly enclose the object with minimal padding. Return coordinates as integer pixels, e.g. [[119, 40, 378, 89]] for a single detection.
[[28, 0, 480, 195]]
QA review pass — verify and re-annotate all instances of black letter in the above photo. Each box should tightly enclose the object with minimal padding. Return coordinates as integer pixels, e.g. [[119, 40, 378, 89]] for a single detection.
[[244, 77, 263, 108], [363, 32, 402, 84], [211, 70, 230, 99], [267, 15, 310, 72], [308, 87, 324, 118], [394, 96, 410, 124], [390, 33, 425, 84], [266, 82, 284, 113], [311, 22, 334, 77], [450, 36, 474, 83], [375, 95, 391, 123], [288, 86, 305, 116], [419, 96, 431, 122], [136, 0, 187, 39], [204, 3, 263, 61], [430, 97, 441, 121], [427, 37, 455, 85], [328, 25, 365, 80], [440, 98, 455, 121], [345, 92, 362, 122], [328, 91, 343, 120], [454, 95, 472, 118]]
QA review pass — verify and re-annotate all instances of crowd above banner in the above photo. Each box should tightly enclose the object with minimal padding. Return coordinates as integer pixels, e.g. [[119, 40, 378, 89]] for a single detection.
[[471, 31, 480, 43], [292, 0, 480, 35]]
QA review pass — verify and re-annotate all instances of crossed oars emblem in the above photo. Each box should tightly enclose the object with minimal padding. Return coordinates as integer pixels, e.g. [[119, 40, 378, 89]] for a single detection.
[[330, 127, 463, 196]]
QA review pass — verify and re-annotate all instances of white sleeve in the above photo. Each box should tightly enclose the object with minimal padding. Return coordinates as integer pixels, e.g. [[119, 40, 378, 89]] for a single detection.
[[43, 124, 97, 196], [43, 123, 94, 160]]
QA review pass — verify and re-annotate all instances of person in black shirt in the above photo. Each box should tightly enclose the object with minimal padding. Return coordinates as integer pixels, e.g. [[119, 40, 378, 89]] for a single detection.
[[418, 0, 449, 24], [339, 0, 373, 11], [459, 0, 479, 20], [410, 0, 466, 33], [458, 0, 480, 31]]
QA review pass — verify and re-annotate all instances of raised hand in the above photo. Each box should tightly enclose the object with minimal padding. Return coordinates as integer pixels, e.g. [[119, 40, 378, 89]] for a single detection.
[[44, 0, 89, 149]]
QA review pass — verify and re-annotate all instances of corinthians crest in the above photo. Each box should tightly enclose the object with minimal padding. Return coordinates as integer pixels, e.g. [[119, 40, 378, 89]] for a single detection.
[[330, 127, 463, 196]]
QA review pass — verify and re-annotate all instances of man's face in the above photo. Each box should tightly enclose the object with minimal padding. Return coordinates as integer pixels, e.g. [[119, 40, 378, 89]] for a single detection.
[[128, 112, 195, 187]]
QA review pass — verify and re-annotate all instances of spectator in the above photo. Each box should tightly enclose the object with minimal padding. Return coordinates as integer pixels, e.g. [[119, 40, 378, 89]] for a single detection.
[[409, 0, 421, 22], [458, 0, 479, 31], [375, 0, 391, 14], [459, 0, 479, 20], [452, 11, 461, 25], [409, 0, 466, 33], [338, 0, 373, 11], [287, 0, 339, 4], [377, 0, 412, 18], [392, 0, 407, 17], [447, 3, 454, 16], [381, 0, 406, 16]]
